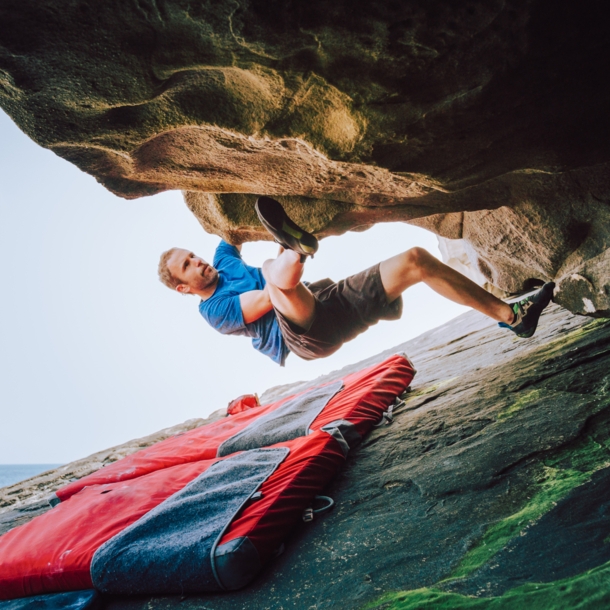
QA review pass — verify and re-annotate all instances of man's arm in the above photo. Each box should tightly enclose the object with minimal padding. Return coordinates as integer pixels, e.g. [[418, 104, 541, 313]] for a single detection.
[[240, 286, 273, 324]]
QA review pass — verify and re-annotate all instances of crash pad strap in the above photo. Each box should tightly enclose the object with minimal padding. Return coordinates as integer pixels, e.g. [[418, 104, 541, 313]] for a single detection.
[[90, 448, 289, 595], [218, 381, 344, 457]]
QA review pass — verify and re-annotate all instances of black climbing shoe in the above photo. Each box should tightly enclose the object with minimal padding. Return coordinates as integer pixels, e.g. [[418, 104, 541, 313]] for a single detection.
[[499, 282, 556, 338], [255, 196, 318, 262]]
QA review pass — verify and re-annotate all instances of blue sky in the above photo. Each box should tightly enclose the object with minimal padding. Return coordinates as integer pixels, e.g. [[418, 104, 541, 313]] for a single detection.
[[0, 109, 467, 464]]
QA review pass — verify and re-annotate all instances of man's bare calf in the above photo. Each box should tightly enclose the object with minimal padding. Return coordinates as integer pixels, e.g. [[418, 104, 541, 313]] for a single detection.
[[379, 247, 515, 324]]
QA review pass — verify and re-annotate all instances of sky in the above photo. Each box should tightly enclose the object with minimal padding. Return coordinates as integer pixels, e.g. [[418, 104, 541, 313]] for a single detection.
[[0, 108, 467, 464]]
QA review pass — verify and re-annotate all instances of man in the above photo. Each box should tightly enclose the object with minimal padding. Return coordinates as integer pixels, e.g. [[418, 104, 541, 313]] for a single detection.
[[158, 197, 555, 366]]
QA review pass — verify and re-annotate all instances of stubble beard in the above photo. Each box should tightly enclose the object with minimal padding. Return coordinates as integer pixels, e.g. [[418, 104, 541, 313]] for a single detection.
[[198, 266, 218, 291]]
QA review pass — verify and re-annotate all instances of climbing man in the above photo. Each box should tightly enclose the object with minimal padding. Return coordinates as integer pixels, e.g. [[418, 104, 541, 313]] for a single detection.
[[158, 197, 555, 366]]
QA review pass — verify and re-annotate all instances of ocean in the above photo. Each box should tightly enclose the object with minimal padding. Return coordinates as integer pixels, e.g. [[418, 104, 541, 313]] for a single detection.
[[0, 464, 62, 489]]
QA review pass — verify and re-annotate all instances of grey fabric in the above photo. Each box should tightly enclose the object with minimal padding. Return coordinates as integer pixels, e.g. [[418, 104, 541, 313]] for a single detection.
[[0, 591, 100, 610], [47, 494, 60, 508], [90, 448, 288, 595], [321, 420, 362, 456], [214, 536, 261, 591], [218, 381, 343, 457], [395, 352, 417, 373]]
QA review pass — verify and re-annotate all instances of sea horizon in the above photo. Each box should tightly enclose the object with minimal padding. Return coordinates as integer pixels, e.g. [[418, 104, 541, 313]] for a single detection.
[[0, 464, 62, 489]]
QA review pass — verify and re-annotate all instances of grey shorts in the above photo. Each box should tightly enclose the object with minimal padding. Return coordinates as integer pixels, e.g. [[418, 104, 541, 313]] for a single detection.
[[275, 263, 403, 361]]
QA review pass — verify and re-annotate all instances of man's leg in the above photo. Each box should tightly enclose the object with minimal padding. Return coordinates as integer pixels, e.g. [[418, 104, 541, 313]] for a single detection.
[[262, 249, 316, 329], [379, 247, 515, 324]]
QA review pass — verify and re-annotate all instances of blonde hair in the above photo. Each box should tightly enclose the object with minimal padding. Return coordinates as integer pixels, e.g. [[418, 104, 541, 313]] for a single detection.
[[158, 248, 181, 290]]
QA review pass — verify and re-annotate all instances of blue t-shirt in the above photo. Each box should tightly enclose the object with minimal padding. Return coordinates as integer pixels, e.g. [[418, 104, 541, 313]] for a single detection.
[[198, 241, 290, 366]]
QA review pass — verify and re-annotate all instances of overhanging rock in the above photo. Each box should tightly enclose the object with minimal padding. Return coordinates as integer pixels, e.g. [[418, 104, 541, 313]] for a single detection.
[[1, 0, 609, 313]]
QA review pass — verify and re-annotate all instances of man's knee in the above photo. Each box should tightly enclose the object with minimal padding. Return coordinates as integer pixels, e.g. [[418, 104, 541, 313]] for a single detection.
[[402, 247, 434, 277], [262, 250, 303, 290], [380, 247, 436, 298]]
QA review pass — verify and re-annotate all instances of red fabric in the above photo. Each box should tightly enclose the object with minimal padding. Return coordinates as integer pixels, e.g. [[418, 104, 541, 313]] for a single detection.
[[0, 355, 414, 600], [217, 354, 414, 566], [310, 353, 414, 436], [0, 434, 344, 600], [0, 459, 216, 600], [227, 394, 261, 416], [218, 431, 345, 565], [56, 354, 414, 502], [55, 396, 293, 502]]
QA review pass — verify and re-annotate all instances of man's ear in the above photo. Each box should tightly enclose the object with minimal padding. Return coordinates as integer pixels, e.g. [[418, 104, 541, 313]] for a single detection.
[[176, 284, 190, 294]]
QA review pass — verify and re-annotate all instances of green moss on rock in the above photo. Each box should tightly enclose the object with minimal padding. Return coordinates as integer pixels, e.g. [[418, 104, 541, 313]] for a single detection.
[[449, 418, 610, 581], [366, 561, 610, 609], [497, 389, 545, 421]]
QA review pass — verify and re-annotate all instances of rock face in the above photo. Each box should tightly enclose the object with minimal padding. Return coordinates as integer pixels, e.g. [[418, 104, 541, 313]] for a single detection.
[[2, 306, 610, 609], [1, 0, 609, 314]]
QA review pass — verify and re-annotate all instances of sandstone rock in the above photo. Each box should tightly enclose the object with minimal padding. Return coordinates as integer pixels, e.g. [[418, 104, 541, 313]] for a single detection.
[[413, 164, 610, 314], [3, 305, 609, 609], [1, 0, 609, 314]]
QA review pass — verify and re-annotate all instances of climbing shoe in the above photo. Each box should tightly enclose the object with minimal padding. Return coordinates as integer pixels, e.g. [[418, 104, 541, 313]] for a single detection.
[[255, 196, 318, 262], [499, 282, 556, 338]]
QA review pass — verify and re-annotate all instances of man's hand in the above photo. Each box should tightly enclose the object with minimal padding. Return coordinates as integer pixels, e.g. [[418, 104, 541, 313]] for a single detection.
[[240, 286, 273, 324]]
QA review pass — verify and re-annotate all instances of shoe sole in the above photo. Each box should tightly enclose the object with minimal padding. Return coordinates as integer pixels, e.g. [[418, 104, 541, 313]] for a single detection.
[[255, 197, 318, 257], [516, 282, 555, 338]]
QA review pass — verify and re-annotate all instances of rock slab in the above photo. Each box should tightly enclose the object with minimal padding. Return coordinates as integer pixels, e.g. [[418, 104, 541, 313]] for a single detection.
[[3, 304, 610, 608]]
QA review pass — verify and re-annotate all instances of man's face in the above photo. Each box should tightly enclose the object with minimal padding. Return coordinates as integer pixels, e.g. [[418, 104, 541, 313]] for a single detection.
[[167, 248, 218, 294]]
